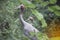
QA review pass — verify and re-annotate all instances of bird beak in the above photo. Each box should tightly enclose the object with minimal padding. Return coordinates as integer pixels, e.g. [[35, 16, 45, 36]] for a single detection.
[[15, 4, 24, 9]]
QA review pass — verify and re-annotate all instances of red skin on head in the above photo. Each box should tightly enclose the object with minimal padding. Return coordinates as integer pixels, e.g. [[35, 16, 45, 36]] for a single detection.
[[20, 4, 25, 12]]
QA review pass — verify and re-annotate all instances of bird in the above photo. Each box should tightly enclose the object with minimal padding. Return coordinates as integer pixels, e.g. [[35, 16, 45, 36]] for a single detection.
[[18, 4, 39, 40], [17, 4, 49, 40]]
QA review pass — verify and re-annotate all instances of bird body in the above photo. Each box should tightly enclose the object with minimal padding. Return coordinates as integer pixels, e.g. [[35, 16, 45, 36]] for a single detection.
[[18, 4, 48, 40], [20, 17, 48, 40], [19, 13, 39, 33], [24, 22, 39, 32], [19, 12, 39, 40]]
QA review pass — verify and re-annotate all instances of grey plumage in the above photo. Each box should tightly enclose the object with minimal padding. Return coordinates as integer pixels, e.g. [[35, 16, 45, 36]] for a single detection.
[[19, 4, 39, 40]]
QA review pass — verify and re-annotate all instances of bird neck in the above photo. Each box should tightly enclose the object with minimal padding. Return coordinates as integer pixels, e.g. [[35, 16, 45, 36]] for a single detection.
[[19, 12, 26, 25]]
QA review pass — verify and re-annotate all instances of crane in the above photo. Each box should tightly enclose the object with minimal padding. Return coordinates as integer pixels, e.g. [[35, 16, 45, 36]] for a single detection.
[[17, 4, 48, 40], [18, 4, 39, 40]]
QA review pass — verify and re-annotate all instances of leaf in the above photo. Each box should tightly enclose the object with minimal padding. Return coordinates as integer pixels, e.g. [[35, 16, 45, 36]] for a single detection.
[[19, 0, 36, 8], [48, 5, 60, 16], [31, 10, 47, 27], [54, 11, 60, 16], [41, 1, 49, 7], [49, 0, 57, 4], [30, 32, 49, 40], [35, 0, 42, 3], [48, 6, 60, 11], [30, 32, 36, 36], [37, 33, 49, 40], [48, 7, 54, 12]]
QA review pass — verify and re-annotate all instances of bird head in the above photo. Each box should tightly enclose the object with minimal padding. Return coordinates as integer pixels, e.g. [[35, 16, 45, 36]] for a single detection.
[[20, 4, 25, 12], [16, 4, 25, 12]]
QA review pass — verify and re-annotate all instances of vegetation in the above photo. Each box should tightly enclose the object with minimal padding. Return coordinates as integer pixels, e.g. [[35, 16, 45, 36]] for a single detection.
[[0, 0, 60, 40]]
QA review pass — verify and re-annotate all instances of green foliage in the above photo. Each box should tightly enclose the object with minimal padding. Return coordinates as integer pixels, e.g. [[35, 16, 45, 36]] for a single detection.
[[31, 10, 47, 27], [48, 5, 60, 16], [19, 0, 36, 8], [30, 32, 49, 40], [37, 33, 48, 40], [49, 0, 57, 4], [54, 11, 60, 16], [0, 0, 60, 40], [41, 1, 49, 7]]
